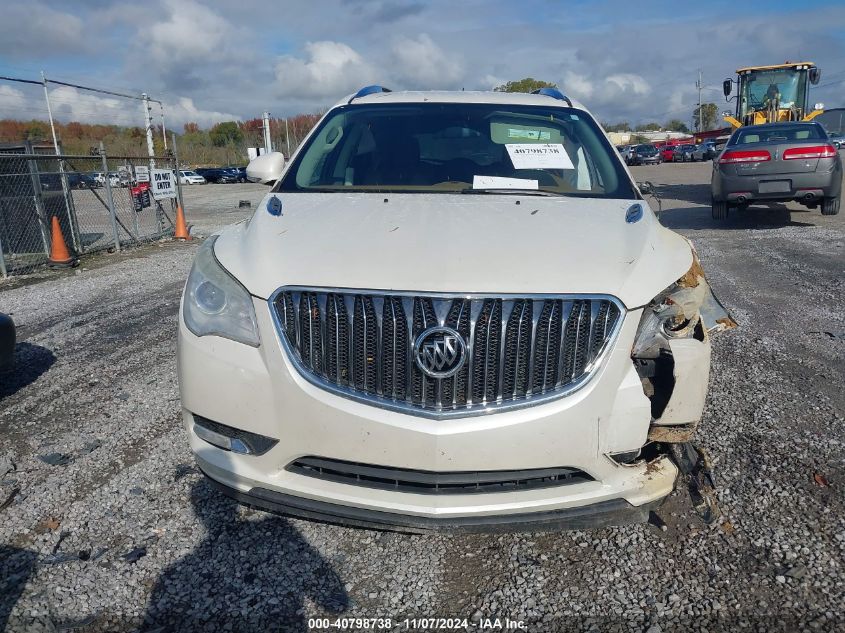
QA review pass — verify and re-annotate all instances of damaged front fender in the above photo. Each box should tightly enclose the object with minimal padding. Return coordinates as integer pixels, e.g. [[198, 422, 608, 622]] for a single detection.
[[631, 247, 736, 440]]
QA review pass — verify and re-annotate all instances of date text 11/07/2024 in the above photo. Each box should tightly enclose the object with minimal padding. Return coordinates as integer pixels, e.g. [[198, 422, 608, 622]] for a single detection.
[[307, 617, 527, 630]]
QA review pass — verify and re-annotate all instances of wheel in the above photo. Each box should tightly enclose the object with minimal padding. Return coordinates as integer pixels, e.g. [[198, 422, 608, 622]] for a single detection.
[[712, 199, 728, 220], [821, 196, 840, 215]]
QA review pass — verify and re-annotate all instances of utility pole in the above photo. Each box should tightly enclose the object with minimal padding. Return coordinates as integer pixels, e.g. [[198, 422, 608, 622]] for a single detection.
[[262, 111, 272, 154], [696, 69, 703, 134], [285, 117, 290, 157], [142, 93, 156, 167]]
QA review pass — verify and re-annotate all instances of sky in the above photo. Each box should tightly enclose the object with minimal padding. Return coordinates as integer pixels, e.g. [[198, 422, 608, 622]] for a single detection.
[[1, 0, 845, 131]]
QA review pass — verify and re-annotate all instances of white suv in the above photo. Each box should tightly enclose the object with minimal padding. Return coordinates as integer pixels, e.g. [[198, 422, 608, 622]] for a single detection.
[[178, 87, 733, 531]]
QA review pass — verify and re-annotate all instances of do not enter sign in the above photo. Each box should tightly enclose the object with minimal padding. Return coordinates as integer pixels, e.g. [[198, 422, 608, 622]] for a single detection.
[[151, 169, 177, 200]]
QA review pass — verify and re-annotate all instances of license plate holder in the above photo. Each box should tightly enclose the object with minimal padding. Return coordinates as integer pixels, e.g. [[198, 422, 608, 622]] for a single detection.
[[758, 180, 791, 193]]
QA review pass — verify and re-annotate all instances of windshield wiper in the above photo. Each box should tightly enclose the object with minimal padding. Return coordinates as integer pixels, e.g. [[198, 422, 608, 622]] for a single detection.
[[460, 188, 565, 197]]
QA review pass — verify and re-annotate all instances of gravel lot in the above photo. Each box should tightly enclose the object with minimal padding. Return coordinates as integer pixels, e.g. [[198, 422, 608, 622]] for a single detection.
[[1, 169, 843, 633]]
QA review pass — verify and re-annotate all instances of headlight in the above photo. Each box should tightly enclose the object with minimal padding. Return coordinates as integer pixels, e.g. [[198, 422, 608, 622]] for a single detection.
[[183, 236, 260, 347], [632, 249, 734, 357]]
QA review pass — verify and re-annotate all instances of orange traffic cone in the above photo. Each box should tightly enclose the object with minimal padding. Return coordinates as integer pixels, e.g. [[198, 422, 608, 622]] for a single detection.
[[174, 204, 190, 241], [48, 216, 77, 268]]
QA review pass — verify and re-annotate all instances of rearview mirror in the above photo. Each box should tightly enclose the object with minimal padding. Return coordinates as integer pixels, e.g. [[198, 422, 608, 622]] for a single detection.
[[722, 78, 732, 98], [246, 152, 286, 185], [809, 67, 820, 85]]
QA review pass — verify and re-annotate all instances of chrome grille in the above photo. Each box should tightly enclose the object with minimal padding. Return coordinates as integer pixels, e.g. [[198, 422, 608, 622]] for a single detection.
[[270, 289, 624, 418]]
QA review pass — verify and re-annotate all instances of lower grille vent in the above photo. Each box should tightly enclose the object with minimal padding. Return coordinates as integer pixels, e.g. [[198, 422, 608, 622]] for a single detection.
[[287, 457, 593, 495]]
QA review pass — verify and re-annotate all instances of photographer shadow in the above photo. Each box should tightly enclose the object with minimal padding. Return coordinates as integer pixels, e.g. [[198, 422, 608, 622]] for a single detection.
[[143, 479, 348, 632]]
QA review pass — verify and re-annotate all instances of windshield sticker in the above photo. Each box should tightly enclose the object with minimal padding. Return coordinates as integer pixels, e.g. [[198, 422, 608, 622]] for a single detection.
[[507, 129, 551, 141], [472, 175, 539, 190], [506, 143, 574, 170]]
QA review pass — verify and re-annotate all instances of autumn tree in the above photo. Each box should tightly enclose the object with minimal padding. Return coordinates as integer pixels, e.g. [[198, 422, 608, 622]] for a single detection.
[[183, 122, 199, 134]]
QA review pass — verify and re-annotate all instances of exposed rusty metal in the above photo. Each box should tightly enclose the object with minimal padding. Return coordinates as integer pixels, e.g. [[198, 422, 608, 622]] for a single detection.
[[648, 424, 696, 443], [677, 252, 706, 288], [716, 316, 738, 330]]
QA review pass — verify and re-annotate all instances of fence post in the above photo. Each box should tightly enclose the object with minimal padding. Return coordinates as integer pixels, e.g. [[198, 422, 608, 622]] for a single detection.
[[56, 146, 82, 255], [100, 142, 121, 253], [171, 133, 185, 216], [0, 229, 7, 278], [24, 149, 52, 256]]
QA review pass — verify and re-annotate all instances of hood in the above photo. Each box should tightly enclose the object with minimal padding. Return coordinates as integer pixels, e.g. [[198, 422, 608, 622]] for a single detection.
[[214, 193, 693, 308]]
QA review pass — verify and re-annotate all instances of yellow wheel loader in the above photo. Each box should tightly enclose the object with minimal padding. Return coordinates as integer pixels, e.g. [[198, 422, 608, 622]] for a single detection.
[[723, 62, 823, 128]]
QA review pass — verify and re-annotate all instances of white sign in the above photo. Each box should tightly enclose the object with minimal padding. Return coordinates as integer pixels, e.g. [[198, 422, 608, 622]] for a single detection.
[[506, 143, 574, 170], [135, 166, 150, 183], [472, 175, 538, 190], [151, 169, 177, 200]]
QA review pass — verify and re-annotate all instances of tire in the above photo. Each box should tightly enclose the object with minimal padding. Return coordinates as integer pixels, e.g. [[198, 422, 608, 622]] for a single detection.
[[821, 196, 840, 216], [712, 199, 728, 220]]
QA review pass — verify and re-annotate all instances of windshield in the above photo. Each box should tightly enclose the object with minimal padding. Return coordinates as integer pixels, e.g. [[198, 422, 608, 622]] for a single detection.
[[277, 103, 636, 198], [739, 69, 807, 118]]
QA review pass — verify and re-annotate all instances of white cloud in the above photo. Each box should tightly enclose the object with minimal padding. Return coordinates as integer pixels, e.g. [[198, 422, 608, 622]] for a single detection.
[[275, 41, 379, 99], [0, 85, 28, 114], [144, 0, 234, 66], [0, 85, 237, 130], [561, 70, 651, 109], [390, 34, 464, 87], [0, 1, 87, 58]]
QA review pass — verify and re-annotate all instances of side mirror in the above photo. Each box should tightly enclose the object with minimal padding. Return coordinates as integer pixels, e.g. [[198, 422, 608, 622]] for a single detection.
[[246, 152, 285, 185], [722, 78, 732, 98], [809, 67, 820, 85], [637, 181, 653, 195]]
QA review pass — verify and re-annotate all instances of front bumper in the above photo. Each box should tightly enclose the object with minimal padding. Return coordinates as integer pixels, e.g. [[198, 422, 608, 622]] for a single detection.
[[177, 298, 697, 530]]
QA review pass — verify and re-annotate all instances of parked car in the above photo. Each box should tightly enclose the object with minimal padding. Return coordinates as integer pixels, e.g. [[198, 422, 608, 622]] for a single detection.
[[178, 86, 734, 531], [91, 172, 123, 187], [630, 144, 661, 165], [692, 142, 717, 162], [711, 121, 842, 219], [673, 144, 697, 162], [616, 146, 633, 164], [226, 166, 248, 183], [67, 173, 98, 189], [178, 170, 207, 185], [0, 312, 15, 371], [195, 168, 237, 184], [827, 132, 845, 150], [659, 145, 677, 162]]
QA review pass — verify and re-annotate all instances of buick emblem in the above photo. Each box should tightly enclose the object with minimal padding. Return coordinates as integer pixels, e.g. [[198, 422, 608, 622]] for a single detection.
[[414, 326, 466, 379]]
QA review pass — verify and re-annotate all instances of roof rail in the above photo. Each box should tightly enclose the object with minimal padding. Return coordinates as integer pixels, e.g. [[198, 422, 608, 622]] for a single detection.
[[348, 85, 392, 104], [531, 87, 572, 106]]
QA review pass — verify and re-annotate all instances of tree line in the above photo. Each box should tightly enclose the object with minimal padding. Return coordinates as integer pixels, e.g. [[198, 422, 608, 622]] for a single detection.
[[0, 114, 323, 167]]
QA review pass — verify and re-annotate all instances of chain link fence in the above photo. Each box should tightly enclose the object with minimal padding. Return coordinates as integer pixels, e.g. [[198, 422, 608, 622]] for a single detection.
[[0, 145, 182, 276]]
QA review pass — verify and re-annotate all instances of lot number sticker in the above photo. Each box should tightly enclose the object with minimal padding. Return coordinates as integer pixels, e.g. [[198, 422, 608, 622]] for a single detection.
[[151, 169, 177, 200], [506, 143, 574, 170]]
